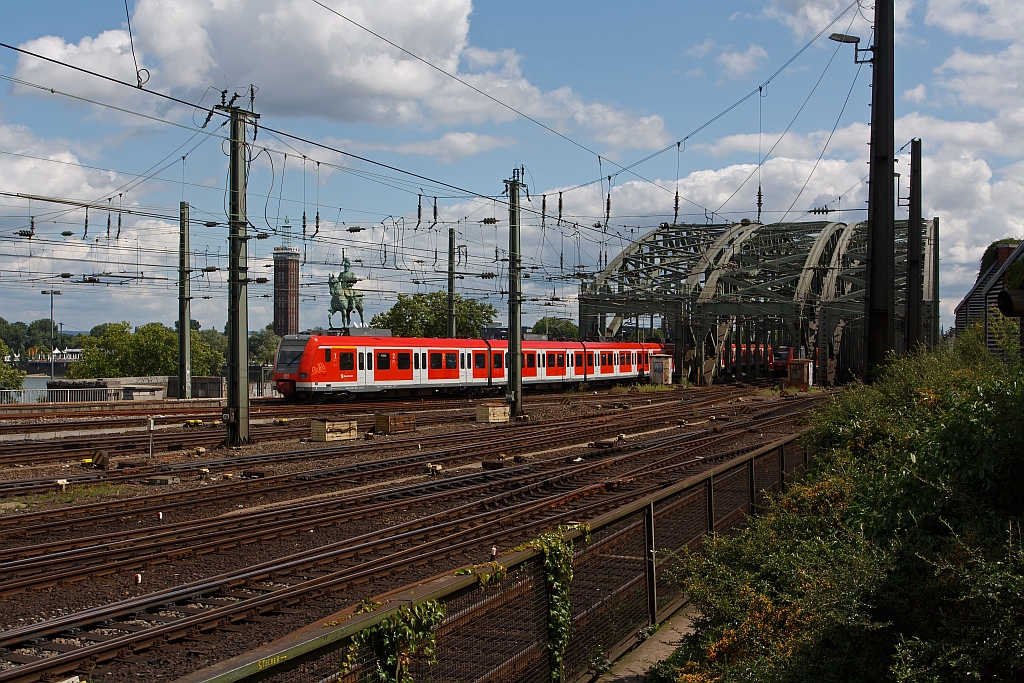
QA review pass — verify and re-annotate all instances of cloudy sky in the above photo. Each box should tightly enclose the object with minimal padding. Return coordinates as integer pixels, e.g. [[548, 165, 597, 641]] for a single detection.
[[0, 0, 1021, 334]]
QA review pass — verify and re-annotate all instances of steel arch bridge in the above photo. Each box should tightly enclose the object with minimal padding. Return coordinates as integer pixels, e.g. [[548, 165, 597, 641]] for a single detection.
[[578, 219, 939, 385]]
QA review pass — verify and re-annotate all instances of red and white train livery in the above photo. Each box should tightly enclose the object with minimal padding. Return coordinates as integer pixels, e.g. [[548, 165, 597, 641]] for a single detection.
[[273, 333, 670, 402]]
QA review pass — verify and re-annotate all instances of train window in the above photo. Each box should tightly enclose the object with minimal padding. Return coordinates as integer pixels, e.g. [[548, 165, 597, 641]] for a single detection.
[[540, 353, 545, 367], [358, 353, 365, 370], [557, 354, 564, 367], [367, 353, 373, 370], [475, 353, 486, 369], [505, 353, 509, 367], [376, 352, 391, 370], [275, 340, 306, 371], [414, 353, 419, 370], [575, 352, 583, 367], [339, 352, 355, 371], [324, 348, 332, 363], [445, 353, 458, 369], [397, 353, 411, 370], [460, 353, 465, 369], [526, 354, 534, 368], [493, 353, 503, 369], [422, 353, 427, 368], [430, 353, 443, 369]]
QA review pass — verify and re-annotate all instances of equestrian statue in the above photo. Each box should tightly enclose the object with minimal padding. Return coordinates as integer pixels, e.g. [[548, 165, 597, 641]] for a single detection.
[[328, 257, 365, 328]]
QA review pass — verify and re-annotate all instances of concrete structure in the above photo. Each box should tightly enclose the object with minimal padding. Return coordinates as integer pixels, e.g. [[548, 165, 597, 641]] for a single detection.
[[273, 246, 300, 336]]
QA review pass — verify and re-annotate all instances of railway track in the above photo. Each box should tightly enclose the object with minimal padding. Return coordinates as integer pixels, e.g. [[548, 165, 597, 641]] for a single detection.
[[0, 388, 766, 529], [0, 386, 724, 468], [0, 392, 821, 682]]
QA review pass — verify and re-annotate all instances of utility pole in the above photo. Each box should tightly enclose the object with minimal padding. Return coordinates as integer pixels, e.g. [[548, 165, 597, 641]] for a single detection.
[[506, 168, 524, 417], [41, 289, 61, 382], [864, 0, 895, 376], [178, 201, 192, 399], [217, 100, 259, 446], [906, 139, 922, 351], [931, 217, 940, 346], [447, 227, 456, 337]]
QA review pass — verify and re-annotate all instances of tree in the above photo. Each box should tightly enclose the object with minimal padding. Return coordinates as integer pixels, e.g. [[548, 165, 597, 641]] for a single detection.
[[67, 321, 223, 378], [190, 333, 224, 377], [0, 318, 29, 355], [370, 292, 497, 338], [67, 321, 133, 378], [26, 318, 56, 352], [531, 317, 578, 340], [0, 339, 25, 390], [249, 323, 281, 365], [199, 328, 228, 358]]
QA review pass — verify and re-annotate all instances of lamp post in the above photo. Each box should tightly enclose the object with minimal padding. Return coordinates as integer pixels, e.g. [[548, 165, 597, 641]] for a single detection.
[[41, 290, 62, 381]]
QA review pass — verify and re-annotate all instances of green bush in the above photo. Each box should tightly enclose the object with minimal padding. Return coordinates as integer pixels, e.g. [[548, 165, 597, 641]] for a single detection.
[[654, 327, 1024, 683]]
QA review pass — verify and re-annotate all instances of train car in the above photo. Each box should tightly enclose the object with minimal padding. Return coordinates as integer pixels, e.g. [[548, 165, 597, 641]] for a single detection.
[[273, 333, 669, 402]]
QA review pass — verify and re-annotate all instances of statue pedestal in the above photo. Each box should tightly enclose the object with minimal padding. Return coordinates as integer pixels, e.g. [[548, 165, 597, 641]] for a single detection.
[[325, 327, 391, 337]]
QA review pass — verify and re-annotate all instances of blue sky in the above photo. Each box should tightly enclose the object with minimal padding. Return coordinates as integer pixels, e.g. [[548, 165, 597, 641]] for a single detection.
[[1, 0, 1022, 335]]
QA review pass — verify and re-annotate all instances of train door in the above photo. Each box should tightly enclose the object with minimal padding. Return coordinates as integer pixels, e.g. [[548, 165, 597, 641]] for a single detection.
[[619, 349, 632, 374], [491, 349, 505, 380], [523, 351, 537, 378], [472, 349, 489, 381], [334, 346, 357, 386]]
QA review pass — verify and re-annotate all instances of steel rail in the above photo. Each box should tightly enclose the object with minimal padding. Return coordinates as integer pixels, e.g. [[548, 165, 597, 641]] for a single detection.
[[0, 392, 747, 536]]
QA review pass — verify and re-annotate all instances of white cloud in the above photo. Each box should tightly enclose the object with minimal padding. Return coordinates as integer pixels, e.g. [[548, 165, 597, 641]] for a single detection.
[[0, 124, 119, 199], [689, 38, 716, 58], [355, 132, 515, 163], [762, 0, 912, 41], [12, 0, 672, 153], [716, 44, 769, 80], [903, 84, 927, 103], [925, 0, 1024, 40], [937, 42, 1024, 112]]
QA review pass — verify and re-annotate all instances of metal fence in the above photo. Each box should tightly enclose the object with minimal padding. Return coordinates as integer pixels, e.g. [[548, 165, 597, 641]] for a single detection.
[[1, 384, 278, 404], [179, 433, 807, 683], [0, 388, 122, 404]]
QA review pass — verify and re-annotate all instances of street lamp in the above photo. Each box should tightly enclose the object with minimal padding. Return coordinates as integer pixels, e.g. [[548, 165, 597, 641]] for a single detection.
[[40, 290, 62, 381], [828, 33, 872, 63]]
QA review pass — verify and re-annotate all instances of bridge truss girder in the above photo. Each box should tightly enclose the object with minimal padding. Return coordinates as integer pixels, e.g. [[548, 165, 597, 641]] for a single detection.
[[579, 219, 936, 385]]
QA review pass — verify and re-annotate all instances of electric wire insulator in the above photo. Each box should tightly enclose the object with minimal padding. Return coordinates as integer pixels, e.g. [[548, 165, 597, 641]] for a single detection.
[[417, 194, 422, 228], [674, 191, 680, 224], [84, 207, 88, 239], [541, 195, 546, 227], [557, 192, 563, 225], [302, 211, 307, 239]]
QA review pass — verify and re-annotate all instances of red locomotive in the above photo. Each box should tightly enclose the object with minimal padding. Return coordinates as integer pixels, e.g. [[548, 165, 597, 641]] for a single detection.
[[273, 333, 670, 402]]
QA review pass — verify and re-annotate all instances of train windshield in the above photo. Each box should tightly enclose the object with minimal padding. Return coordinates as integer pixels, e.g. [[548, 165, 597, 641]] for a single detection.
[[275, 338, 309, 371]]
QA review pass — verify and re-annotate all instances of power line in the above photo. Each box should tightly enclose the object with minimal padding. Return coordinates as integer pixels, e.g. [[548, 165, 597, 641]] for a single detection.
[[555, 0, 861, 197]]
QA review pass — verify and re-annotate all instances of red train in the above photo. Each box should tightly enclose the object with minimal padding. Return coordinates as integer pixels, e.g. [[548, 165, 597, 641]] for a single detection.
[[273, 333, 671, 402]]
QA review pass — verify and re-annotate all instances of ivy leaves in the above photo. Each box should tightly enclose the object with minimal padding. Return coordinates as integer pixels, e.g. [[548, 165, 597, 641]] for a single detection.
[[516, 523, 590, 681], [341, 600, 446, 683]]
